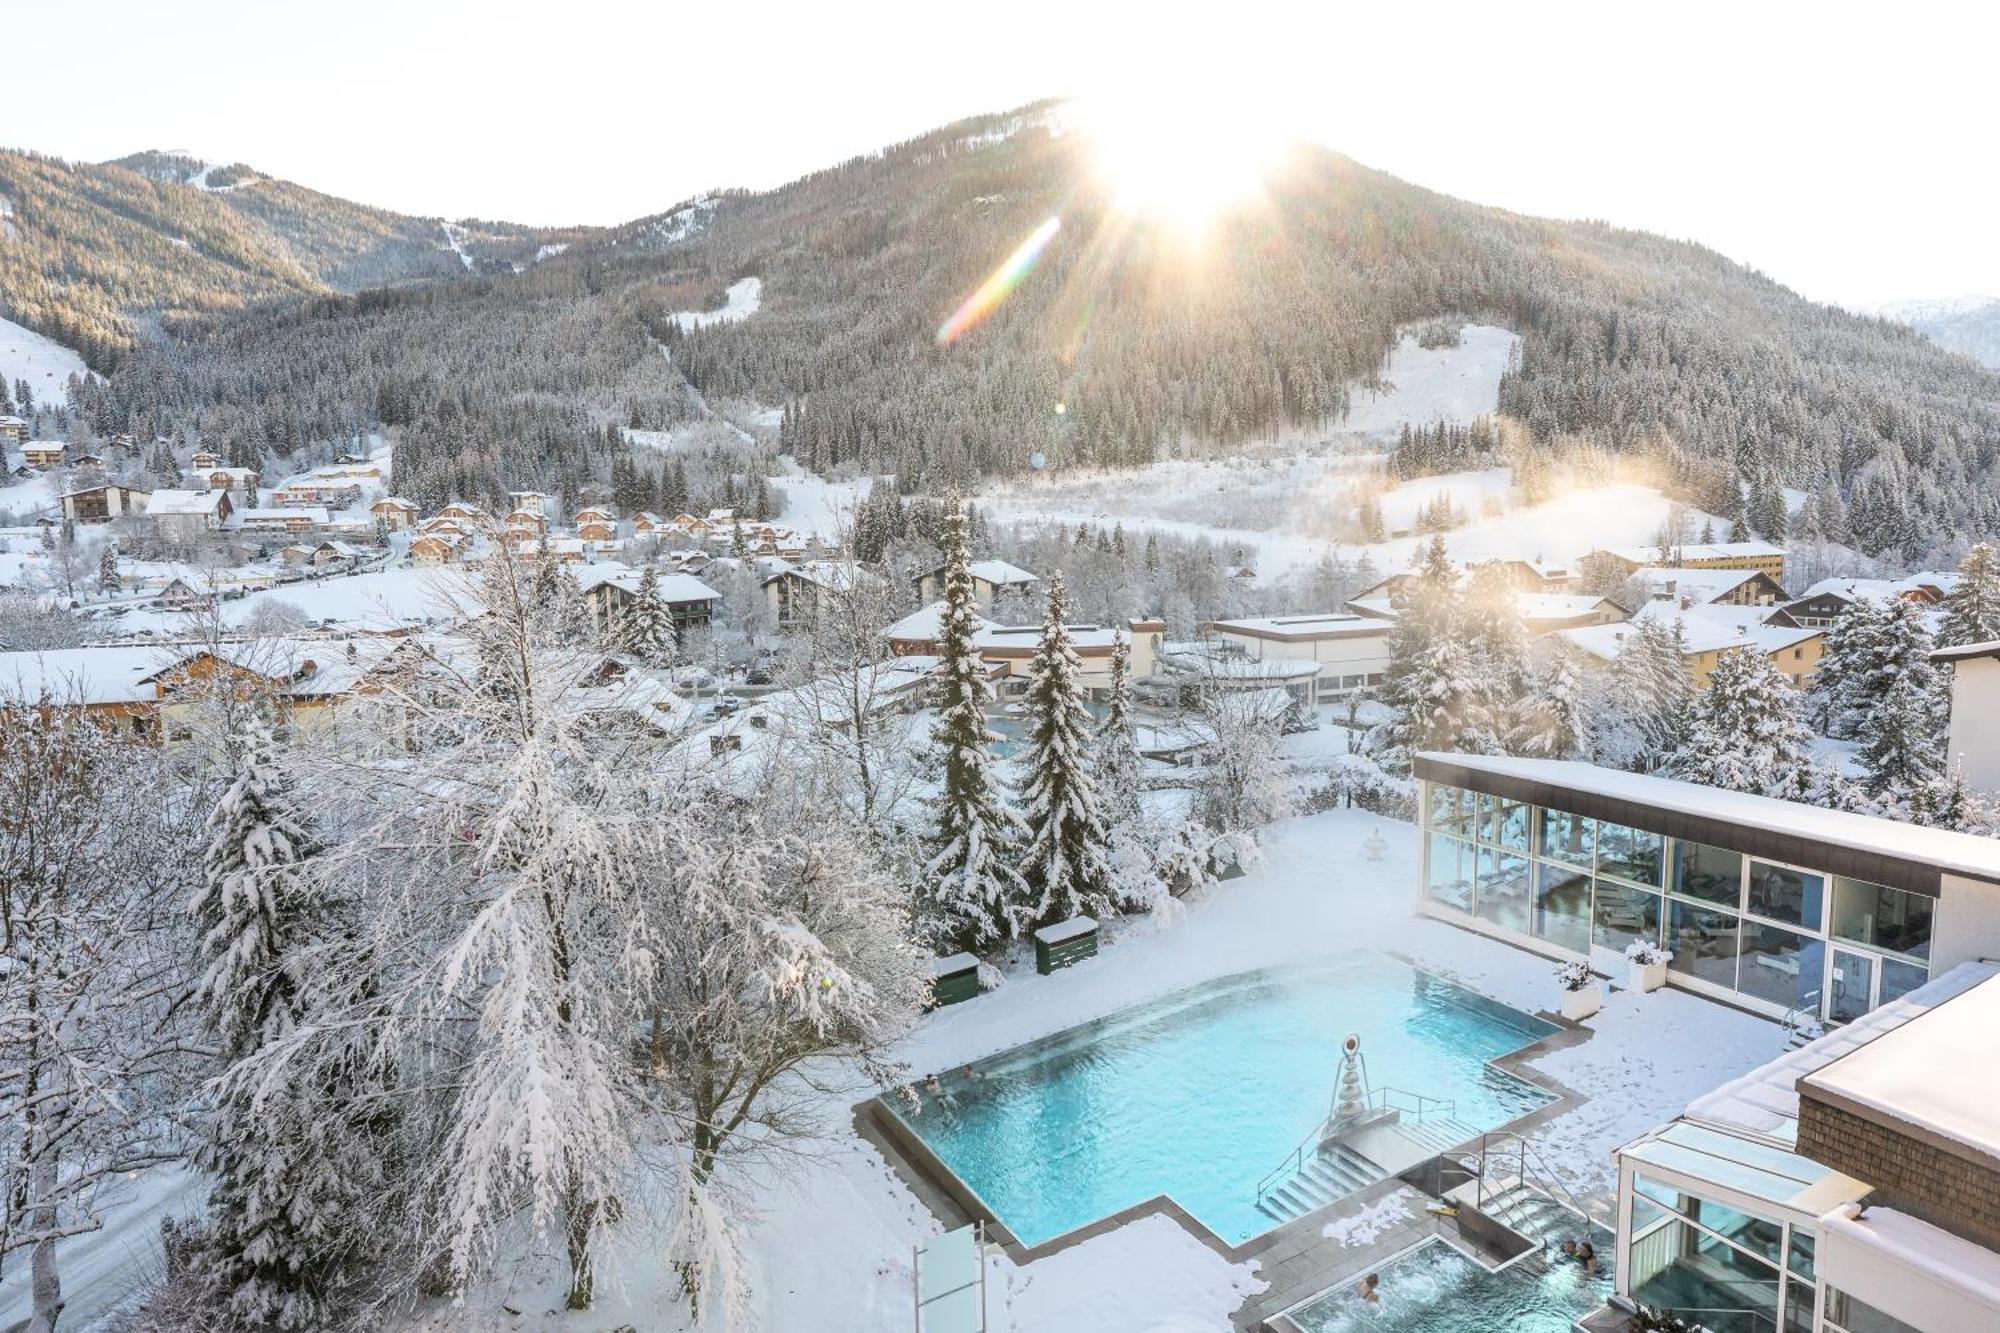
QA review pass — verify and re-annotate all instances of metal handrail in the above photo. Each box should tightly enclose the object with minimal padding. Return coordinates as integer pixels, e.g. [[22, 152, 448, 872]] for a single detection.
[[1650, 1304, 1778, 1333], [1255, 1087, 1458, 1204], [1470, 1130, 1593, 1224], [1780, 990, 1824, 1044], [1369, 1086, 1457, 1124], [1254, 1123, 1323, 1203]]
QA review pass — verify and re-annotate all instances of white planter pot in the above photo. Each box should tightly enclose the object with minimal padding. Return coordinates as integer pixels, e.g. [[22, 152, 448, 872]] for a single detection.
[[1559, 983, 1602, 1022], [1630, 960, 1668, 994]]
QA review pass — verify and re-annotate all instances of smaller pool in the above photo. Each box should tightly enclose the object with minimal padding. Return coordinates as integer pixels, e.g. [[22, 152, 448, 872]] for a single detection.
[[1283, 1230, 1613, 1333]]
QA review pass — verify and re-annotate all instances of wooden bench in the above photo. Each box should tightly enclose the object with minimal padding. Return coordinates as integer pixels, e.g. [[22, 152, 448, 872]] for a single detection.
[[1033, 916, 1098, 975], [929, 952, 983, 1007]]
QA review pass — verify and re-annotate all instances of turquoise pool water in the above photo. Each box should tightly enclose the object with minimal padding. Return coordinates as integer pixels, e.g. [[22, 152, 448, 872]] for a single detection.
[[893, 953, 1556, 1246], [1285, 1232, 1614, 1332]]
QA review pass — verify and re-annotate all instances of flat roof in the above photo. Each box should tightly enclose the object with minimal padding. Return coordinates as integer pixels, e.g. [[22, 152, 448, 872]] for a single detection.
[[1801, 970, 2000, 1171], [1622, 1119, 1867, 1217], [1414, 752, 2000, 892], [1685, 961, 2000, 1144], [1207, 613, 1389, 641], [1934, 638, 2000, 663]]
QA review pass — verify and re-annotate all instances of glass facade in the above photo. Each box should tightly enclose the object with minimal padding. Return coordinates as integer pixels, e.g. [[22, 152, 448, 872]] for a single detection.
[[1424, 782, 1936, 1023]]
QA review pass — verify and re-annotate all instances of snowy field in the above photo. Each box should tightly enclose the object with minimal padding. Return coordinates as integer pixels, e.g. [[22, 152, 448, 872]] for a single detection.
[[1339, 324, 1518, 437], [672, 276, 763, 331], [3, 809, 1785, 1332], [0, 314, 91, 407], [106, 565, 482, 635], [985, 464, 1722, 583]]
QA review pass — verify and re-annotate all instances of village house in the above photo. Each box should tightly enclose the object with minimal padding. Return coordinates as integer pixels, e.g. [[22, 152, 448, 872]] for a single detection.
[[632, 511, 667, 535], [506, 490, 557, 517], [1592, 539, 1788, 587], [236, 506, 328, 534], [71, 451, 108, 470], [1347, 587, 1630, 635], [575, 566, 722, 635], [21, 439, 66, 468], [880, 602, 1162, 694], [158, 578, 215, 611], [278, 544, 317, 567], [515, 536, 588, 563], [1935, 639, 2000, 797], [189, 450, 222, 470], [577, 518, 617, 544], [0, 414, 26, 443], [271, 479, 361, 509], [59, 482, 150, 524], [310, 539, 366, 567], [147, 488, 233, 540], [436, 500, 487, 523], [762, 559, 876, 624], [369, 496, 419, 530], [409, 532, 465, 565], [1781, 573, 1960, 627], [1562, 602, 1826, 688], [913, 557, 1040, 608], [201, 465, 261, 493], [1634, 566, 1790, 608], [1466, 557, 1577, 591]]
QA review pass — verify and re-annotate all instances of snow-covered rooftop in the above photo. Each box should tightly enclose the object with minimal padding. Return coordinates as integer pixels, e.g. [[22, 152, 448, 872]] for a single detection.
[[1416, 752, 2000, 886], [235, 506, 330, 525], [147, 488, 227, 515], [965, 559, 1038, 587], [1683, 962, 2000, 1143], [1634, 566, 1773, 603], [1802, 968, 2000, 1166], [1605, 540, 1786, 562], [1209, 613, 1389, 640], [572, 564, 720, 604]]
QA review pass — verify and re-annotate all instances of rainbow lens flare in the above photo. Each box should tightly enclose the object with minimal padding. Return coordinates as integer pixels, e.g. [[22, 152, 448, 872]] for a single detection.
[[936, 216, 1061, 345]]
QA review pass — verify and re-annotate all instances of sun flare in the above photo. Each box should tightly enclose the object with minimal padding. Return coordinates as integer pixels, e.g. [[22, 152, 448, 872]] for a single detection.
[[1081, 93, 1291, 231]]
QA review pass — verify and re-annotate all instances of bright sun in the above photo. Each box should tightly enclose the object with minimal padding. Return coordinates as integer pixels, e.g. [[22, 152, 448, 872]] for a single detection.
[[1081, 93, 1291, 231]]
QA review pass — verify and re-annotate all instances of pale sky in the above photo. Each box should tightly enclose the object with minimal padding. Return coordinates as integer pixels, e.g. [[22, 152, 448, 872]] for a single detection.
[[4, 0, 1995, 308]]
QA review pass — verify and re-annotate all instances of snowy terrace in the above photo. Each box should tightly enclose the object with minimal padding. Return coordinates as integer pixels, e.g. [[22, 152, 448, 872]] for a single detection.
[[380, 806, 1788, 1333]]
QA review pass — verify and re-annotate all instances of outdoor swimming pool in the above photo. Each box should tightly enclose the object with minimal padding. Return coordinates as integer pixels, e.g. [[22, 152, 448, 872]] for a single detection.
[[891, 952, 1557, 1246], [1282, 1231, 1614, 1332]]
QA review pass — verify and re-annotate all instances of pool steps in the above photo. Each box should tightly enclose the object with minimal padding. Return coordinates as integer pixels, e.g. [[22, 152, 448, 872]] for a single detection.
[[1254, 1142, 1387, 1223]]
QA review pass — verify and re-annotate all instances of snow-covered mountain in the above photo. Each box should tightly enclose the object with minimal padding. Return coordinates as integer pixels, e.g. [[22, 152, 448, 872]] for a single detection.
[[1881, 295, 2000, 368]]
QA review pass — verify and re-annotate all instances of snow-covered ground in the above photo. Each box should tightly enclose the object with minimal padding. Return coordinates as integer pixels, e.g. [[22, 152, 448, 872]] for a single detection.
[[672, 277, 763, 331], [770, 456, 878, 540], [1339, 325, 1518, 437], [0, 314, 91, 406], [411, 809, 1775, 1332], [985, 464, 1721, 584], [6, 808, 1785, 1332]]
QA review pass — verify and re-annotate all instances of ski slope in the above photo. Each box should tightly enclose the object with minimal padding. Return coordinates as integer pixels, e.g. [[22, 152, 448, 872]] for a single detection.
[[0, 315, 91, 406], [1339, 324, 1518, 436], [672, 277, 762, 331]]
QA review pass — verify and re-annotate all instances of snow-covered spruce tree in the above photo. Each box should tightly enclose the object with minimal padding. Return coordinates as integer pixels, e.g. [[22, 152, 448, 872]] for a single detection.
[[1809, 595, 1887, 738], [617, 564, 679, 666], [1595, 614, 1692, 770], [920, 500, 1027, 949], [1016, 572, 1118, 932], [191, 711, 382, 1329], [1373, 537, 1488, 767], [1512, 641, 1590, 759], [1942, 542, 2000, 647], [1092, 636, 1143, 829], [1671, 647, 1811, 795], [1460, 562, 1530, 745], [98, 542, 119, 595]]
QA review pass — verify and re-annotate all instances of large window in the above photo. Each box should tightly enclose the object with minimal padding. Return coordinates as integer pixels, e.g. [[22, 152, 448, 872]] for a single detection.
[[1487, 797, 1532, 851], [1476, 848, 1533, 934], [1429, 785, 1476, 837], [1831, 878, 1933, 962], [1539, 808, 1595, 867], [1627, 1176, 1784, 1333], [1592, 882, 1660, 956], [1672, 839, 1744, 907], [1534, 861, 1592, 955], [1748, 861, 1825, 931], [1826, 1288, 1925, 1333], [1737, 923, 1826, 1011], [1598, 821, 1665, 887], [1667, 900, 1740, 989], [1427, 834, 1476, 913]]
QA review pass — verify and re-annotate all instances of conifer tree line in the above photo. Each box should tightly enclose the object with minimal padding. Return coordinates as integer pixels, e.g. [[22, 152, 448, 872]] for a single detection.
[[11, 107, 1998, 562]]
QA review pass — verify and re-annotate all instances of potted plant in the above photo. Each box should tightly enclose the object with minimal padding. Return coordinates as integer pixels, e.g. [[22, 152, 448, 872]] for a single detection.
[[1625, 940, 1673, 994], [1553, 960, 1600, 1022]]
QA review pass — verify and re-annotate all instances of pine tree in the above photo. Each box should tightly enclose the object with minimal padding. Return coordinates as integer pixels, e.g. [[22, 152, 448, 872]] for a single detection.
[[1017, 572, 1117, 931], [1092, 637, 1143, 827], [1672, 647, 1811, 795], [97, 544, 119, 596], [191, 714, 379, 1329], [1375, 537, 1485, 766], [618, 566, 679, 665], [1941, 542, 2000, 647], [920, 500, 1027, 947], [1513, 643, 1589, 759]]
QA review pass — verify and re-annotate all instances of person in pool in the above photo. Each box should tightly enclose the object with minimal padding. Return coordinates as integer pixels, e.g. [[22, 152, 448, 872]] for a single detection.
[[1355, 1273, 1381, 1305], [1574, 1241, 1599, 1275]]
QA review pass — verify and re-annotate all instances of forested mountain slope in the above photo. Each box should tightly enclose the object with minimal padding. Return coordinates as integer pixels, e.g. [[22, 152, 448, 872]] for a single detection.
[[1883, 296, 2000, 369], [37, 102, 2000, 558], [0, 148, 593, 367]]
